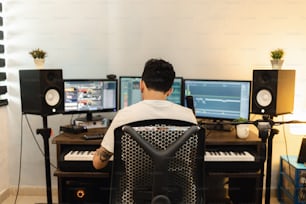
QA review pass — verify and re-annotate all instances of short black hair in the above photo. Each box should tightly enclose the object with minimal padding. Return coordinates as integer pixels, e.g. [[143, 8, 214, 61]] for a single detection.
[[141, 59, 175, 92]]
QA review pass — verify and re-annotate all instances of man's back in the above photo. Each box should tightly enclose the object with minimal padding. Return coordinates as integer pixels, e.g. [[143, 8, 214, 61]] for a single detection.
[[101, 100, 197, 154]]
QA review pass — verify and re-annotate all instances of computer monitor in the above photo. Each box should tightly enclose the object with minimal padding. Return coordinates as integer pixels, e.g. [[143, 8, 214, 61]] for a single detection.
[[63, 79, 117, 121], [184, 79, 251, 121], [119, 76, 184, 109]]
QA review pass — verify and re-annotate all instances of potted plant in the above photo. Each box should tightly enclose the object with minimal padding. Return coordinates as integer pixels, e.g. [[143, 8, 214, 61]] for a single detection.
[[270, 48, 284, 69], [234, 117, 249, 139], [29, 48, 47, 68], [234, 117, 248, 123]]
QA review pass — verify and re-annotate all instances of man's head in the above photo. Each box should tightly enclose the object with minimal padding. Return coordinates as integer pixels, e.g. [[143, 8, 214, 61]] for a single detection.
[[141, 58, 175, 93]]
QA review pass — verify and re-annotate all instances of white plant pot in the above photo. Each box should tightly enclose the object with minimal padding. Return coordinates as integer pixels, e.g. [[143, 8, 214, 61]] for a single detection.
[[270, 59, 284, 69], [236, 124, 250, 139], [34, 58, 45, 69]]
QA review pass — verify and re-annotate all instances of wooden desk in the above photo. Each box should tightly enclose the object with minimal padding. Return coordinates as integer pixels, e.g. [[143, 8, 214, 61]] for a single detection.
[[52, 128, 110, 203], [205, 128, 265, 204], [53, 127, 265, 204]]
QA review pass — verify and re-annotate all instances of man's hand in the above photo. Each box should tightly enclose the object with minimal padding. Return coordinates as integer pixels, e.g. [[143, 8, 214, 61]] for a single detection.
[[92, 146, 113, 169]]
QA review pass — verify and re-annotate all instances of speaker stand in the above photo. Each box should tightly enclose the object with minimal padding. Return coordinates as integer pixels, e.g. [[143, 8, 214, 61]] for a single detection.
[[264, 128, 278, 204], [36, 116, 53, 204], [255, 115, 278, 204], [251, 116, 306, 204]]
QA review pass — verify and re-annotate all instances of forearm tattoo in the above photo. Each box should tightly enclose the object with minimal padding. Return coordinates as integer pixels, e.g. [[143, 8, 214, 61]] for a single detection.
[[98, 147, 113, 162]]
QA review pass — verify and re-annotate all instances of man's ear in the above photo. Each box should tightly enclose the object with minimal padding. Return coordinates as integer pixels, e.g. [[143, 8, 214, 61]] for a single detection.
[[140, 80, 145, 93], [166, 88, 173, 96]]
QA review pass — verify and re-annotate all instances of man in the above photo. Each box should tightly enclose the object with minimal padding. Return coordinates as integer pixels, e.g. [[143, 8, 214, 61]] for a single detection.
[[93, 58, 197, 169]]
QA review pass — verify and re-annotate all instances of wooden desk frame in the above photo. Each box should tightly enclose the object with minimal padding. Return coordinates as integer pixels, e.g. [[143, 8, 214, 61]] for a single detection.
[[53, 127, 266, 203]]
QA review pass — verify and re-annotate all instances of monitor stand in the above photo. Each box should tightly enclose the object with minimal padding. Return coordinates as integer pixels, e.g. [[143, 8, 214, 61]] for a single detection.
[[75, 112, 103, 122], [74, 113, 106, 129]]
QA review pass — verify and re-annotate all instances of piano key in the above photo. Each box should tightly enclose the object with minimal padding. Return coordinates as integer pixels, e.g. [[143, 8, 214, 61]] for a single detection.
[[204, 150, 255, 162], [64, 150, 95, 161]]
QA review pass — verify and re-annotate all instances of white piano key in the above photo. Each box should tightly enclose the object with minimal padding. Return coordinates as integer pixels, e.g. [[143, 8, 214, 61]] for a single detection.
[[64, 150, 95, 161], [204, 150, 255, 162], [64, 150, 74, 161]]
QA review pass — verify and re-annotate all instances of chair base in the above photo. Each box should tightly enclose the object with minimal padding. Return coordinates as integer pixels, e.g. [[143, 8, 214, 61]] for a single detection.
[[133, 186, 182, 204]]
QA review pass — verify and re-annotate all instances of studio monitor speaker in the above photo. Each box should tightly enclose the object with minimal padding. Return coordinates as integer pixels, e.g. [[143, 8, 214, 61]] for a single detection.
[[19, 69, 64, 116], [252, 69, 295, 116]]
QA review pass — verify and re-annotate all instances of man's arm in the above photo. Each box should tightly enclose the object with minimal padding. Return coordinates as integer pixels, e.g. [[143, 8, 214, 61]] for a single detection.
[[92, 146, 113, 169]]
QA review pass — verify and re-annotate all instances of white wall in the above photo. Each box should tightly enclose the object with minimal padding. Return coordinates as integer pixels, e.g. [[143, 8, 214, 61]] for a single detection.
[[2, 0, 306, 193], [0, 107, 9, 193]]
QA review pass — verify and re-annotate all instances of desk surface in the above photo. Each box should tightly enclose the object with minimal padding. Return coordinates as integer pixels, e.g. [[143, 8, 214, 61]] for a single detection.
[[52, 128, 107, 145], [206, 127, 260, 145]]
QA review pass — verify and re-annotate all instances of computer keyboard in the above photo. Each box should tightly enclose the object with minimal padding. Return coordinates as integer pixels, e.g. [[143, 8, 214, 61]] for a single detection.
[[83, 134, 104, 140]]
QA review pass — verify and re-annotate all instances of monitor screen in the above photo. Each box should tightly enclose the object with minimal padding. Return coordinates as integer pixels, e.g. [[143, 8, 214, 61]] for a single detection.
[[63, 79, 117, 121], [119, 76, 184, 109], [184, 79, 251, 121]]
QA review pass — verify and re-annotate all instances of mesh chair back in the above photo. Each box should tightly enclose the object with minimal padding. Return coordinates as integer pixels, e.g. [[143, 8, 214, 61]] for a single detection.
[[109, 119, 205, 204]]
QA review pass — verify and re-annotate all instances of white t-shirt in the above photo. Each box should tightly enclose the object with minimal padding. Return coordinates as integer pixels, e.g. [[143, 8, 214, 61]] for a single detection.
[[101, 100, 197, 155]]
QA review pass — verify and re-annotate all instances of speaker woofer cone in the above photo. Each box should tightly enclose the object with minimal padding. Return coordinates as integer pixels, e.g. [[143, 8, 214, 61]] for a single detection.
[[256, 89, 272, 107], [45, 88, 60, 106]]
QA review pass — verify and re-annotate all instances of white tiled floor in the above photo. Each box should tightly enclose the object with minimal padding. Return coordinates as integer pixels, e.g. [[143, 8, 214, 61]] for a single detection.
[[2, 195, 58, 204]]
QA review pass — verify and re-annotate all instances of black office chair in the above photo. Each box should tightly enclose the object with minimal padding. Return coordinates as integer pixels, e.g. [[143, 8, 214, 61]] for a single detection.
[[109, 119, 205, 204]]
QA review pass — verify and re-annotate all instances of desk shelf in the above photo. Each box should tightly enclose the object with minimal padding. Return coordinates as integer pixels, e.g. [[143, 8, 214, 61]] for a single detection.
[[204, 129, 265, 204], [53, 128, 110, 203], [54, 170, 110, 178]]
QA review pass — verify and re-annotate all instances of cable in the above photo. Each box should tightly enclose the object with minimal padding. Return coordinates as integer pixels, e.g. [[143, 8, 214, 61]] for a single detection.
[[279, 115, 294, 186], [278, 115, 306, 202], [14, 114, 23, 204], [24, 115, 44, 154], [24, 114, 57, 169]]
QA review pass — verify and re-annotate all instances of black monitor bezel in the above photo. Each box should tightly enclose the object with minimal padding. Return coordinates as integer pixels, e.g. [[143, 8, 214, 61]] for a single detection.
[[118, 76, 142, 109], [119, 76, 184, 109], [62, 78, 118, 117], [171, 76, 184, 106], [184, 78, 251, 121]]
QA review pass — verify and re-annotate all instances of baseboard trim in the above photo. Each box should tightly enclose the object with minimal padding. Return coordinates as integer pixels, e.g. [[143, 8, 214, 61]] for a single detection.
[[0, 188, 10, 204], [0, 186, 57, 202]]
